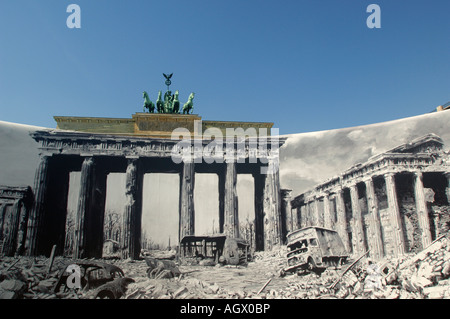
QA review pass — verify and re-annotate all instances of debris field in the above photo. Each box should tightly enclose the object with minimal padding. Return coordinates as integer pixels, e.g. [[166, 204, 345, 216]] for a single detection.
[[1, 234, 450, 300]]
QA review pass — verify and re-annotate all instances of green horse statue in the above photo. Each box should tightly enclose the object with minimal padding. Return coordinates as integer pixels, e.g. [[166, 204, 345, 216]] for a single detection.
[[163, 90, 173, 113], [172, 90, 180, 113], [143, 91, 155, 113], [156, 91, 164, 113], [182, 92, 195, 114]]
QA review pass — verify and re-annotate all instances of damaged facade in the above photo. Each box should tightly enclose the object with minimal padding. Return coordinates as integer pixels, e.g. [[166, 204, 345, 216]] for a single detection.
[[0, 186, 33, 257], [290, 134, 450, 260], [0, 113, 286, 259]]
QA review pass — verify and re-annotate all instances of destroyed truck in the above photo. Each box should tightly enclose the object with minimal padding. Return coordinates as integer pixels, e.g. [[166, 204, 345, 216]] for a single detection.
[[283, 226, 348, 274], [179, 235, 251, 266]]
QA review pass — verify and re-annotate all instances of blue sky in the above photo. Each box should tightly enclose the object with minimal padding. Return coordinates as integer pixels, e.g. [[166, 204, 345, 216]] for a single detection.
[[0, 0, 448, 135]]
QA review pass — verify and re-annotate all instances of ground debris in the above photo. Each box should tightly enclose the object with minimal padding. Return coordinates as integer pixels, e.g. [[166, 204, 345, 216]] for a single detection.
[[1, 233, 450, 299]]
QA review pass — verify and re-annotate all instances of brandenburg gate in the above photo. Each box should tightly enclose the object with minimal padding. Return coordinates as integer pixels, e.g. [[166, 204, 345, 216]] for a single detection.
[[23, 110, 285, 260]]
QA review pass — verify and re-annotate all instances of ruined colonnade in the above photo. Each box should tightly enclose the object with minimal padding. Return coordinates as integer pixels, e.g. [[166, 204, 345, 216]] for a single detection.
[[16, 130, 285, 259], [289, 134, 450, 260]]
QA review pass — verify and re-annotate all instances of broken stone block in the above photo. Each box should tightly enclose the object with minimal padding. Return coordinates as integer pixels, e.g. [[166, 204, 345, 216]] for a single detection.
[[173, 286, 188, 298], [423, 286, 448, 299], [387, 289, 400, 299], [434, 265, 443, 273], [385, 272, 398, 285], [0, 279, 26, 294], [343, 271, 359, 287], [199, 259, 216, 266], [37, 279, 56, 293], [295, 291, 308, 299], [0, 290, 18, 299], [401, 279, 418, 293], [353, 281, 364, 295], [442, 262, 450, 277], [208, 283, 220, 294], [235, 290, 246, 299], [410, 275, 433, 290], [418, 263, 434, 280]]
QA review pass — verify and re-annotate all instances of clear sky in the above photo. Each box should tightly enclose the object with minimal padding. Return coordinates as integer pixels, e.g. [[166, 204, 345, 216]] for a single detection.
[[0, 0, 449, 135]]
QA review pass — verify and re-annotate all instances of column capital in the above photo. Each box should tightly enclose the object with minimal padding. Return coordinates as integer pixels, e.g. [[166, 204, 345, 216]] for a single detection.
[[81, 156, 95, 165], [349, 183, 358, 190], [413, 170, 423, 176], [280, 189, 292, 199], [335, 187, 344, 196], [38, 154, 50, 161], [384, 171, 396, 178], [362, 176, 374, 184]]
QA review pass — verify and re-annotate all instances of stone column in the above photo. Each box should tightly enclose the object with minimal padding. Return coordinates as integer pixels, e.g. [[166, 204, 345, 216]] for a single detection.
[[414, 171, 432, 248], [223, 161, 239, 238], [312, 198, 320, 226], [445, 172, 450, 205], [309, 201, 319, 226], [73, 157, 95, 259], [179, 161, 196, 241], [122, 158, 143, 260], [323, 194, 332, 229], [0, 204, 6, 241], [336, 188, 351, 253], [15, 200, 29, 256], [300, 203, 306, 228], [218, 171, 225, 234], [25, 155, 50, 256], [291, 207, 299, 232], [350, 184, 366, 255], [364, 177, 384, 260], [280, 189, 292, 240], [253, 172, 266, 251], [303, 202, 310, 227], [385, 172, 406, 256], [2, 200, 21, 256], [305, 199, 312, 226], [263, 167, 282, 249], [308, 201, 314, 226]]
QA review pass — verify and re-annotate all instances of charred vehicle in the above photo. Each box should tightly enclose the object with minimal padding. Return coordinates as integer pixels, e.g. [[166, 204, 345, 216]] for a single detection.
[[283, 227, 348, 274], [144, 257, 181, 279], [180, 235, 251, 265], [53, 260, 134, 299]]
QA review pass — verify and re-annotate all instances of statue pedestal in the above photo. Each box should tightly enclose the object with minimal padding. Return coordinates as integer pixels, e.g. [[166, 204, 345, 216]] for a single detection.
[[132, 113, 202, 138]]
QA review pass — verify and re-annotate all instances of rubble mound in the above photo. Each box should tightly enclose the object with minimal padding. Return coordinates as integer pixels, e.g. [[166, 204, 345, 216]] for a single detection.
[[1, 234, 450, 299]]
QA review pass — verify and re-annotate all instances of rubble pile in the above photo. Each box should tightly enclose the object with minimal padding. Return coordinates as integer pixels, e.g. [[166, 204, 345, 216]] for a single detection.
[[329, 235, 450, 299], [0, 256, 70, 299], [1, 235, 450, 299]]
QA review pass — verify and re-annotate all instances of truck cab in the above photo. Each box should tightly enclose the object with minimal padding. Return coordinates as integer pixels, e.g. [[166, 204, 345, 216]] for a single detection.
[[284, 226, 348, 273]]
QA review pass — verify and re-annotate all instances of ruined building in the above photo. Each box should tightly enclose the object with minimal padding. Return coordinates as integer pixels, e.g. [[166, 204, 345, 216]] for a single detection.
[[289, 134, 450, 260], [0, 113, 285, 259]]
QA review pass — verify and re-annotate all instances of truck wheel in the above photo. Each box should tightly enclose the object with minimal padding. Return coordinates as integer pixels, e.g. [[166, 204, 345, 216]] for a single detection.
[[96, 290, 115, 299], [307, 257, 316, 271]]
